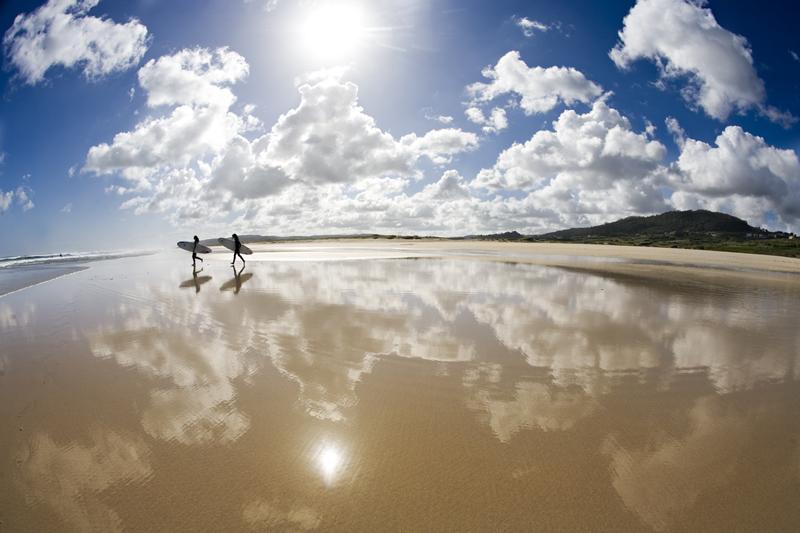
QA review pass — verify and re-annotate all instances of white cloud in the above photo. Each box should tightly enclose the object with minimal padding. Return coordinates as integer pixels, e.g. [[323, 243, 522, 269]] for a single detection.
[[0, 186, 34, 213], [465, 106, 507, 134], [86, 60, 479, 225], [61, 203, 73, 213], [400, 128, 479, 165], [85, 47, 249, 179], [137, 47, 249, 108], [791, 50, 800, 63], [84, 45, 800, 235], [668, 122, 800, 228], [476, 98, 665, 189], [610, 0, 794, 125], [424, 112, 454, 125], [514, 16, 550, 37], [16, 187, 34, 211], [3, 0, 149, 85], [0, 190, 13, 213], [472, 98, 670, 229], [467, 51, 603, 115], [664, 116, 686, 148]]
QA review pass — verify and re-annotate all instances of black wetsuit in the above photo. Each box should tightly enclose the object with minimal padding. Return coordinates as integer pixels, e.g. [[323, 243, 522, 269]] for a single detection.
[[232, 236, 245, 266], [192, 240, 203, 266]]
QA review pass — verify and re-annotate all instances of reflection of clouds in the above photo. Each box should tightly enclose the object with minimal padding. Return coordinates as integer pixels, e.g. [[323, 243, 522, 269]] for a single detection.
[[261, 304, 475, 421], [88, 256, 800, 439], [475, 382, 598, 442], [252, 259, 799, 426], [90, 298, 258, 444], [673, 326, 800, 392], [0, 301, 36, 329], [604, 396, 755, 531], [242, 500, 321, 531], [16, 429, 151, 532]]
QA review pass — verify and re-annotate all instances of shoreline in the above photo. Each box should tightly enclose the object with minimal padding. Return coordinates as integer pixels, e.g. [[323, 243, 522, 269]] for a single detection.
[[0, 265, 88, 298]]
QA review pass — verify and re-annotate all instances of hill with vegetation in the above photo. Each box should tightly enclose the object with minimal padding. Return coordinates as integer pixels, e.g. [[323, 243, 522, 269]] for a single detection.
[[529, 210, 799, 258], [540, 210, 761, 239]]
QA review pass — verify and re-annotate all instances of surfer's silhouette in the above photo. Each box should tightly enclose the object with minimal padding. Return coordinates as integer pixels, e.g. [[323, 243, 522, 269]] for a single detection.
[[192, 235, 204, 268], [231, 233, 246, 266]]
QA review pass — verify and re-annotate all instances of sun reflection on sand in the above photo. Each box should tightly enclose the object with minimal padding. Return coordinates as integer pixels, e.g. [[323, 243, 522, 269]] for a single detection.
[[313, 441, 346, 486]]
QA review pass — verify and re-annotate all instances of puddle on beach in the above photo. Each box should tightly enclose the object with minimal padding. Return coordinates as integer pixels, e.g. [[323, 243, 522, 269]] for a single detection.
[[1, 252, 800, 531]]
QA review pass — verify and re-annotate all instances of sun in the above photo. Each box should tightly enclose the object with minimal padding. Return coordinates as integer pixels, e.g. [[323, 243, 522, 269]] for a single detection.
[[298, 2, 367, 61]]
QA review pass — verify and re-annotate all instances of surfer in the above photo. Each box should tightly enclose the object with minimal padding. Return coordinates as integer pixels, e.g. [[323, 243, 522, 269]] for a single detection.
[[192, 235, 204, 268], [231, 233, 246, 266]]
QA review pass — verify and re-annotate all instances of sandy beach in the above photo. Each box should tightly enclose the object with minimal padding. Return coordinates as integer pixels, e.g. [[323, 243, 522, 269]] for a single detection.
[[2, 242, 800, 531]]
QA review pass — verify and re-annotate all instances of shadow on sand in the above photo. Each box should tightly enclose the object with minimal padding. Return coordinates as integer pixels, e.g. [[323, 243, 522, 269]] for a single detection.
[[179, 268, 212, 293], [220, 265, 253, 294]]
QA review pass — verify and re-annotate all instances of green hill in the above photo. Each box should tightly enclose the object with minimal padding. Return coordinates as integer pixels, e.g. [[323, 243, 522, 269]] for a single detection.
[[530, 210, 799, 258], [541, 210, 762, 239]]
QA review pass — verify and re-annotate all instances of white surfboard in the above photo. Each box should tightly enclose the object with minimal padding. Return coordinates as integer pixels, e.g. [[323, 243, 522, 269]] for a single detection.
[[177, 241, 212, 254], [218, 238, 253, 255]]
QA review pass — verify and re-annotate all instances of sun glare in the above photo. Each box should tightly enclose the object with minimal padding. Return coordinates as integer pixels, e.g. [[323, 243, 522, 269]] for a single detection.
[[298, 3, 367, 60], [314, 442, 346, 485]]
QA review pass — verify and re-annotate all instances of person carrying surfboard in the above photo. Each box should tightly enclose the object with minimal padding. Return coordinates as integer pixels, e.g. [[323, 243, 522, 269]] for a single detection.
[[231, 233, 245, 266], [192, 235, 204, 268]]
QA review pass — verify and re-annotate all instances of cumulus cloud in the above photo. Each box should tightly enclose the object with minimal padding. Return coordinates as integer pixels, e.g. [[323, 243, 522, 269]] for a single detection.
[[610, 0, 794, 125], [475, 98, 668, 225], [465, 106, 508, 134], [83, 42, 800, 235], [668, 121, 800, 228], [85, 47, 249, 180], [137, 47, 249, 108], [3, 0, 149, 85], [86, 55, 479, 224], [468, 51, 603, 115], [400, 128, 479, 165]]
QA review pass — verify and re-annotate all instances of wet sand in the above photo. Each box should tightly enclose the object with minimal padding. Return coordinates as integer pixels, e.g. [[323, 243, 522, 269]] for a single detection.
[[0, 265, 87, 297], [2, 243, 800, 531]]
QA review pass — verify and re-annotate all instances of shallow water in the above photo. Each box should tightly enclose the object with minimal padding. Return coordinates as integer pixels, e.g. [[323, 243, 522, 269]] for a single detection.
[[1, 251, 799, 532]]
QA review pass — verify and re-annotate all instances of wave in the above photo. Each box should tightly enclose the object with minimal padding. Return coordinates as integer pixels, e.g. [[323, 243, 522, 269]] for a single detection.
[[0, 250, 151, 269]]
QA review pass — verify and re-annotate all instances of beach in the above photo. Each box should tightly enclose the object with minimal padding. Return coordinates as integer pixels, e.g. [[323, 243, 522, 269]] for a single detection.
[[2, 241, 800, 531]]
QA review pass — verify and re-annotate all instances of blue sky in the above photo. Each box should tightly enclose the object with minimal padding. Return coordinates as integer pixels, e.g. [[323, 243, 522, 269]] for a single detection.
[[1, 0, 799, 255]]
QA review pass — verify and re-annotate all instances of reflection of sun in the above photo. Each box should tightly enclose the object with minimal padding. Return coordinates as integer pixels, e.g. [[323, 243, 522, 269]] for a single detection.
[[298, 2, 367, 60], [315, 442, 345, 485]]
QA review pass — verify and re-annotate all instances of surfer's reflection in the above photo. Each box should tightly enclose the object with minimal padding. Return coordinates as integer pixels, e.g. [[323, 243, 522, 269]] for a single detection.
[[220, 265, 252, 294], [179, 267, 212, 293]]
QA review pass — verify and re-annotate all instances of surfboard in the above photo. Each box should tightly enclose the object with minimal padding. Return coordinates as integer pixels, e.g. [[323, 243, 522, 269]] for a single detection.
[[177, 241, 212, 254], [218, 238, 253, 255]]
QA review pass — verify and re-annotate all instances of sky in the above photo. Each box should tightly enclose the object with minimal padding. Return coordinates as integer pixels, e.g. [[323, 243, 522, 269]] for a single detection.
[[0, 0, 799, 255]]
